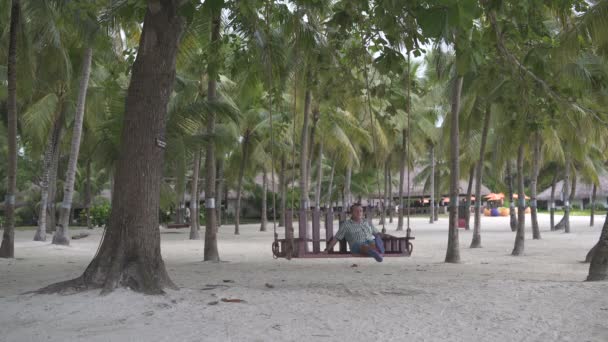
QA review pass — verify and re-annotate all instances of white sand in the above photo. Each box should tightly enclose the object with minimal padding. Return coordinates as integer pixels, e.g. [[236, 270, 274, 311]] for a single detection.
[[1, 213, 607, 342]]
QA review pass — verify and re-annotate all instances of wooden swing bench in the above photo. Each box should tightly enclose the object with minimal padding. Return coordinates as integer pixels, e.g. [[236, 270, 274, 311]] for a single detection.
[[167, 223, 190, 229], [272, 208, 414, 259]]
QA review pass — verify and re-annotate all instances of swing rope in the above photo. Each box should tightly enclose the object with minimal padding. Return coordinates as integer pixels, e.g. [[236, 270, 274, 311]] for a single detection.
[[361, 37, 386, 233]]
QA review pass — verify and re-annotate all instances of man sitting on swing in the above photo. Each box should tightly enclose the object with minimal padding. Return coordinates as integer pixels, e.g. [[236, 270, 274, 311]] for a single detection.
[[324, 203, 387, 262]]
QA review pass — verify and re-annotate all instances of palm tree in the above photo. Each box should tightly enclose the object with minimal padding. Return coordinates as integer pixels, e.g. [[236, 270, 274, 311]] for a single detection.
[[0, 0, 20, 258]]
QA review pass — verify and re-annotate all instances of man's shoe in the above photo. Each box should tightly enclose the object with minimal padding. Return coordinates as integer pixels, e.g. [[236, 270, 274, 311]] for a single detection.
[[368, 249, 383, 262]]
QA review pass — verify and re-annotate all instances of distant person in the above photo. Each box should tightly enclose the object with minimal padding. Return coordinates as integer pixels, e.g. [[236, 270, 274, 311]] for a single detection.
[[325, 203, 387, 262]]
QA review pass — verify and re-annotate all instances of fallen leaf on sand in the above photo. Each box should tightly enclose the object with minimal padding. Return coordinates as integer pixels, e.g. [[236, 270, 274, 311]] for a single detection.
[[221, 298, 246, 303]]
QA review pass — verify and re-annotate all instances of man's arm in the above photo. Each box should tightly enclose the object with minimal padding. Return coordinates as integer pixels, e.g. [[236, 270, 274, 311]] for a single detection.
[[325, 237, 338, 252]]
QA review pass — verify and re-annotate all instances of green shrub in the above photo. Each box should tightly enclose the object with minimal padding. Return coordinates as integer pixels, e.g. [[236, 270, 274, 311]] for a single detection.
[[81, 201, 111, 227]]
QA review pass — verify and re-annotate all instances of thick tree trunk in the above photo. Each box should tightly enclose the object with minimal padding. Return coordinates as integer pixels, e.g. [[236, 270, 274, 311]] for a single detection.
[[464, 164, 474, 230], [204, 8, 221, 261], [37, 1, 183, 294], [506, 160, 517, 232], [587, 213, 608, 281], [590, 184, 597, 227], [234, 136, 249, 235], [512, 144, 526, 256], [300, 80, 312, 212], [307, 107, 319, 206], [429, 144, 435, 224], [397, 132, 406, 231], [445, 76, 463, 263], [0, 0, 20, 258], [530, 132, 541, 239], [216, 157, 224, 227], [279, 156, 286, 227], [54, 47, 93, 246], [189, 150, 201, 239], [550, 173, 557, 230], [260, 168, 268, 231]]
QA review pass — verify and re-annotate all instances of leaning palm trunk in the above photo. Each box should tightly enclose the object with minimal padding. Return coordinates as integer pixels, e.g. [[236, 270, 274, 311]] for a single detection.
[[189, 150, 201, 240], [54, 47, 93, 246], [234, 137, 250, 235], [512, 144, 526, 256], [506, 160, 517, 232], [550, 173, 557, 231], [445, 76, 463, 263], [429, 144, 435, 224], [464, 164, 474, 230], [590, 184, 597, 227], [34, 111, 63, 241], [204, 9, 221, 262], [397, 132, 406, 231], [471, 105, 491, 247], [587, 213, 608, 281], [530, 132, 541, 239], [0, 0, 20, 258]]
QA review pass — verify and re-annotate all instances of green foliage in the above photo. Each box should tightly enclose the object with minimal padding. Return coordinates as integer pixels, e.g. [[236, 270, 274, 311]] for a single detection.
[[80, 200, 111, 227]]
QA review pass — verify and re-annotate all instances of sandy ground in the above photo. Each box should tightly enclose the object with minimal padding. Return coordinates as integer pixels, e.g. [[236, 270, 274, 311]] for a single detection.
[[1, 213, 607, 342]]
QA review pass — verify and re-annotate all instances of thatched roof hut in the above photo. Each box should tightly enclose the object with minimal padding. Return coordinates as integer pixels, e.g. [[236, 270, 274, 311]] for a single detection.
[[537, 175, 608, 201]]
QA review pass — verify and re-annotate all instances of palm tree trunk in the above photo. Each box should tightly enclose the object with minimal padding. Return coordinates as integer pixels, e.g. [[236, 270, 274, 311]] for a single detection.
[[380, 159, 388, 225], [429, 144, 435, 224], [234, 136, 249, 235], [314, 141, 323, 210], [216, 157, 224, 228], [591, 183, 597, 227], [558, 152, 572, 233], [344, 162, 352, 211], [397, 132, 406, 231], [326, 159, 336, 209], [388, 163, 393, 223], [550, 172, 557, 230], [587, 213, 608, 281], [445, 76, 463, 263], [512, 144, 526, 256], [36, 2, 183, 294], [34, 109, 63, 241], [85, 160, 92, 229], [279, 155, 286, 227], [54, 47, 93, 246], [530, 132, 541, 239], [260, 168, 268, 232], [204, 8, 221, 262], [464, 164, 474, 230], [471, 105, 491, 247], [47, 146, 61, 233], [307, 108, 319, 203], [0, 0, 20, 258], [189, 150, 201, 239], [507, 160, 517, 232]]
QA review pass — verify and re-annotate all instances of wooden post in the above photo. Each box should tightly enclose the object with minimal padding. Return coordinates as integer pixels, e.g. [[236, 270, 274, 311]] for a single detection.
[[325, 209, 334, 248], [298, 208, 307, 255], [312, 208, 320, 253], [285, 209, 294, 258]]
